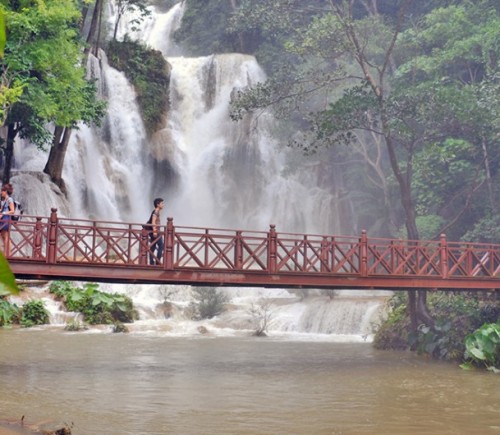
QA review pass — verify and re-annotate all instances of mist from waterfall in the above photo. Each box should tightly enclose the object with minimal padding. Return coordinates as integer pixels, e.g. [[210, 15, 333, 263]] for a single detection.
[[9, 1, 390, 339]]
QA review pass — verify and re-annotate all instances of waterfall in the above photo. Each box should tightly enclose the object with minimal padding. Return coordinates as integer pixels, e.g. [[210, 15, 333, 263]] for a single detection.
[[9, 1, 391, 339]]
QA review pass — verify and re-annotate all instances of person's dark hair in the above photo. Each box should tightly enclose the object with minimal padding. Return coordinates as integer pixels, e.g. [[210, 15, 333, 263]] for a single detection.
[[154, 198, 164, 208], [2, 183, 13, 195]]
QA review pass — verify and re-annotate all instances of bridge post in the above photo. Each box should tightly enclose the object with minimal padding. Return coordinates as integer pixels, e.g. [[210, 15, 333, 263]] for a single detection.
[[268, 224, 277, 273], [440, 233, 448, 279], [235, 231, 243, 270], [360, 230, 368, 277], [165, 217, 174, 269], [47, 208, 58, 264], [139, 226, 148, 265], [320, 236, 329, 273], [33, 217, 43, 260]]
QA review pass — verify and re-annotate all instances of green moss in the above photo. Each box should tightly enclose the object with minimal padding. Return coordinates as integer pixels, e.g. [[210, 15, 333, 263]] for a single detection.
[[106, 38, 170, 134]]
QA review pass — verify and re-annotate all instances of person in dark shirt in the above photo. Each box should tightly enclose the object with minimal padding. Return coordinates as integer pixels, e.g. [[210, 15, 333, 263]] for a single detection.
[[148, 198, 165, 265]]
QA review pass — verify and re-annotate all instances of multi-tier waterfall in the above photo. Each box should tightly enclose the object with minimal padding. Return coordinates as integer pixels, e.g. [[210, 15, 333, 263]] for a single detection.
[[9, 1, 390, 339]]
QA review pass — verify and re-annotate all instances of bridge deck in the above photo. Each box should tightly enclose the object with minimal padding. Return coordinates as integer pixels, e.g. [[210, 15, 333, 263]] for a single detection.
[[6, 209, 500, 290]]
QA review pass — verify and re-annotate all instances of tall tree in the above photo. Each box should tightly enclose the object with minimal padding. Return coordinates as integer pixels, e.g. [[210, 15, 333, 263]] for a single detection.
[[396, 1, 500, 240], [0, 0, 105, 185], [229, 0, 500, 328]]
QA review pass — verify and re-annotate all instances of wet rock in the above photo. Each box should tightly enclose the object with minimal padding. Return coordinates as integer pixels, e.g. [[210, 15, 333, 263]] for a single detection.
[[197, 325, 209, 334]]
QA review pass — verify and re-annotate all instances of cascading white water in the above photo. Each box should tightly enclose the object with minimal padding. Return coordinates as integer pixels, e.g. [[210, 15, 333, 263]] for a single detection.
[[10, 1, 390, 339], [14, 52, 152, 222]]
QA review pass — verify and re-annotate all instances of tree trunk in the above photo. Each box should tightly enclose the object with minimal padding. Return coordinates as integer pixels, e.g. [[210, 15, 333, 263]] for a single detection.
[[481, 137, 496, 214], [43, 126, 71, 195], [94, 0, 104, 56], [84, 0, 102, 57], [382, 117, 434, 330], [2, 123, 18, 185], [80, 4, 89, 33], [408, 292, 417, 333]]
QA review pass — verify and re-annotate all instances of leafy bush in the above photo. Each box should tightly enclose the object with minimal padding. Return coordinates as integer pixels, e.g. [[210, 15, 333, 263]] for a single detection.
[[20, 300, 49, 327], [189, 287, 228, 320], [49, 281, 74, 299], [0, 298, 20, 326], [49, 281, 137, 325], [462, 323, 500, 372], [374, 291, 499, 366], [462, 214, 500, 244]]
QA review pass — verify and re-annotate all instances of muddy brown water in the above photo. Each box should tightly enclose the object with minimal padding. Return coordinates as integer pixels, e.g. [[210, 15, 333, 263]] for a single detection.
[[0, 329, 498, 434]]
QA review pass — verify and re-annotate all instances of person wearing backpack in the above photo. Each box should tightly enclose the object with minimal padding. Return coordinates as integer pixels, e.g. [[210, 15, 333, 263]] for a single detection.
[[147, 198, 165, 265], [0, 184, 15, 255]]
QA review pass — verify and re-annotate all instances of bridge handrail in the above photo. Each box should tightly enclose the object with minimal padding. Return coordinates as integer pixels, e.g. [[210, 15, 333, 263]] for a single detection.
[[5, 210, 500, 282]]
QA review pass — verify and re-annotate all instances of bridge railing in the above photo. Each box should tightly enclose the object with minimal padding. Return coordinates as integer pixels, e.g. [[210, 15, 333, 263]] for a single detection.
[[9, 216, 50, 260], [5, 209, 500, 281], [173, 225, 269, 271], [8, 211, 149, 265], [272, 231, 361, 274]]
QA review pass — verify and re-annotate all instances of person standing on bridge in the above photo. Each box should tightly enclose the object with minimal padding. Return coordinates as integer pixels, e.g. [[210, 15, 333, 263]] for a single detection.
[[0, 184, 15, 255], [148, 197, 165, 265]]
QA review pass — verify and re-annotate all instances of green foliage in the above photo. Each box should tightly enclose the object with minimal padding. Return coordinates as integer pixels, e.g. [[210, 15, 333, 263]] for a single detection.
[[413, 139, 478, 215], [0, 9, 5, 58], [189, 287, 228, 320], [462, 214, 500, 244], [49, 281, 137, 325], [49, 280, 74, 298], [374, 291, 500, 367], [174, 0, 241, 56], [1, 0, 104, 146], [397, 215, 445, 240], [397, 1, 500, 82], [373, 292, 410, 350], [462, 322, 500, 372], [0, 251, 19, 296], [226, 0, 500, 242], [0, 298, 20, 326], [107, 38, 170, 133], [20, 299, 49, 327], [413, 293, 497, 361]]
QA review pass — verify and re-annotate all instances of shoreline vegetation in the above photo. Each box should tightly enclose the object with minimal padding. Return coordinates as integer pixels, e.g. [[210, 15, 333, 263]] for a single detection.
[[374, 291, 499, 372]]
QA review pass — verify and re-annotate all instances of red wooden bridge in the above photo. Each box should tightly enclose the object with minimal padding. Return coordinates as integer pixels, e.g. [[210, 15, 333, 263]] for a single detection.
[[5, 209, 500, 291]]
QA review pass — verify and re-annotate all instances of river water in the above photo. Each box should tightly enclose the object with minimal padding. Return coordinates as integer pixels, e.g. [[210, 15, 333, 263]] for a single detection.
[[0, 329, 498, 434]]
